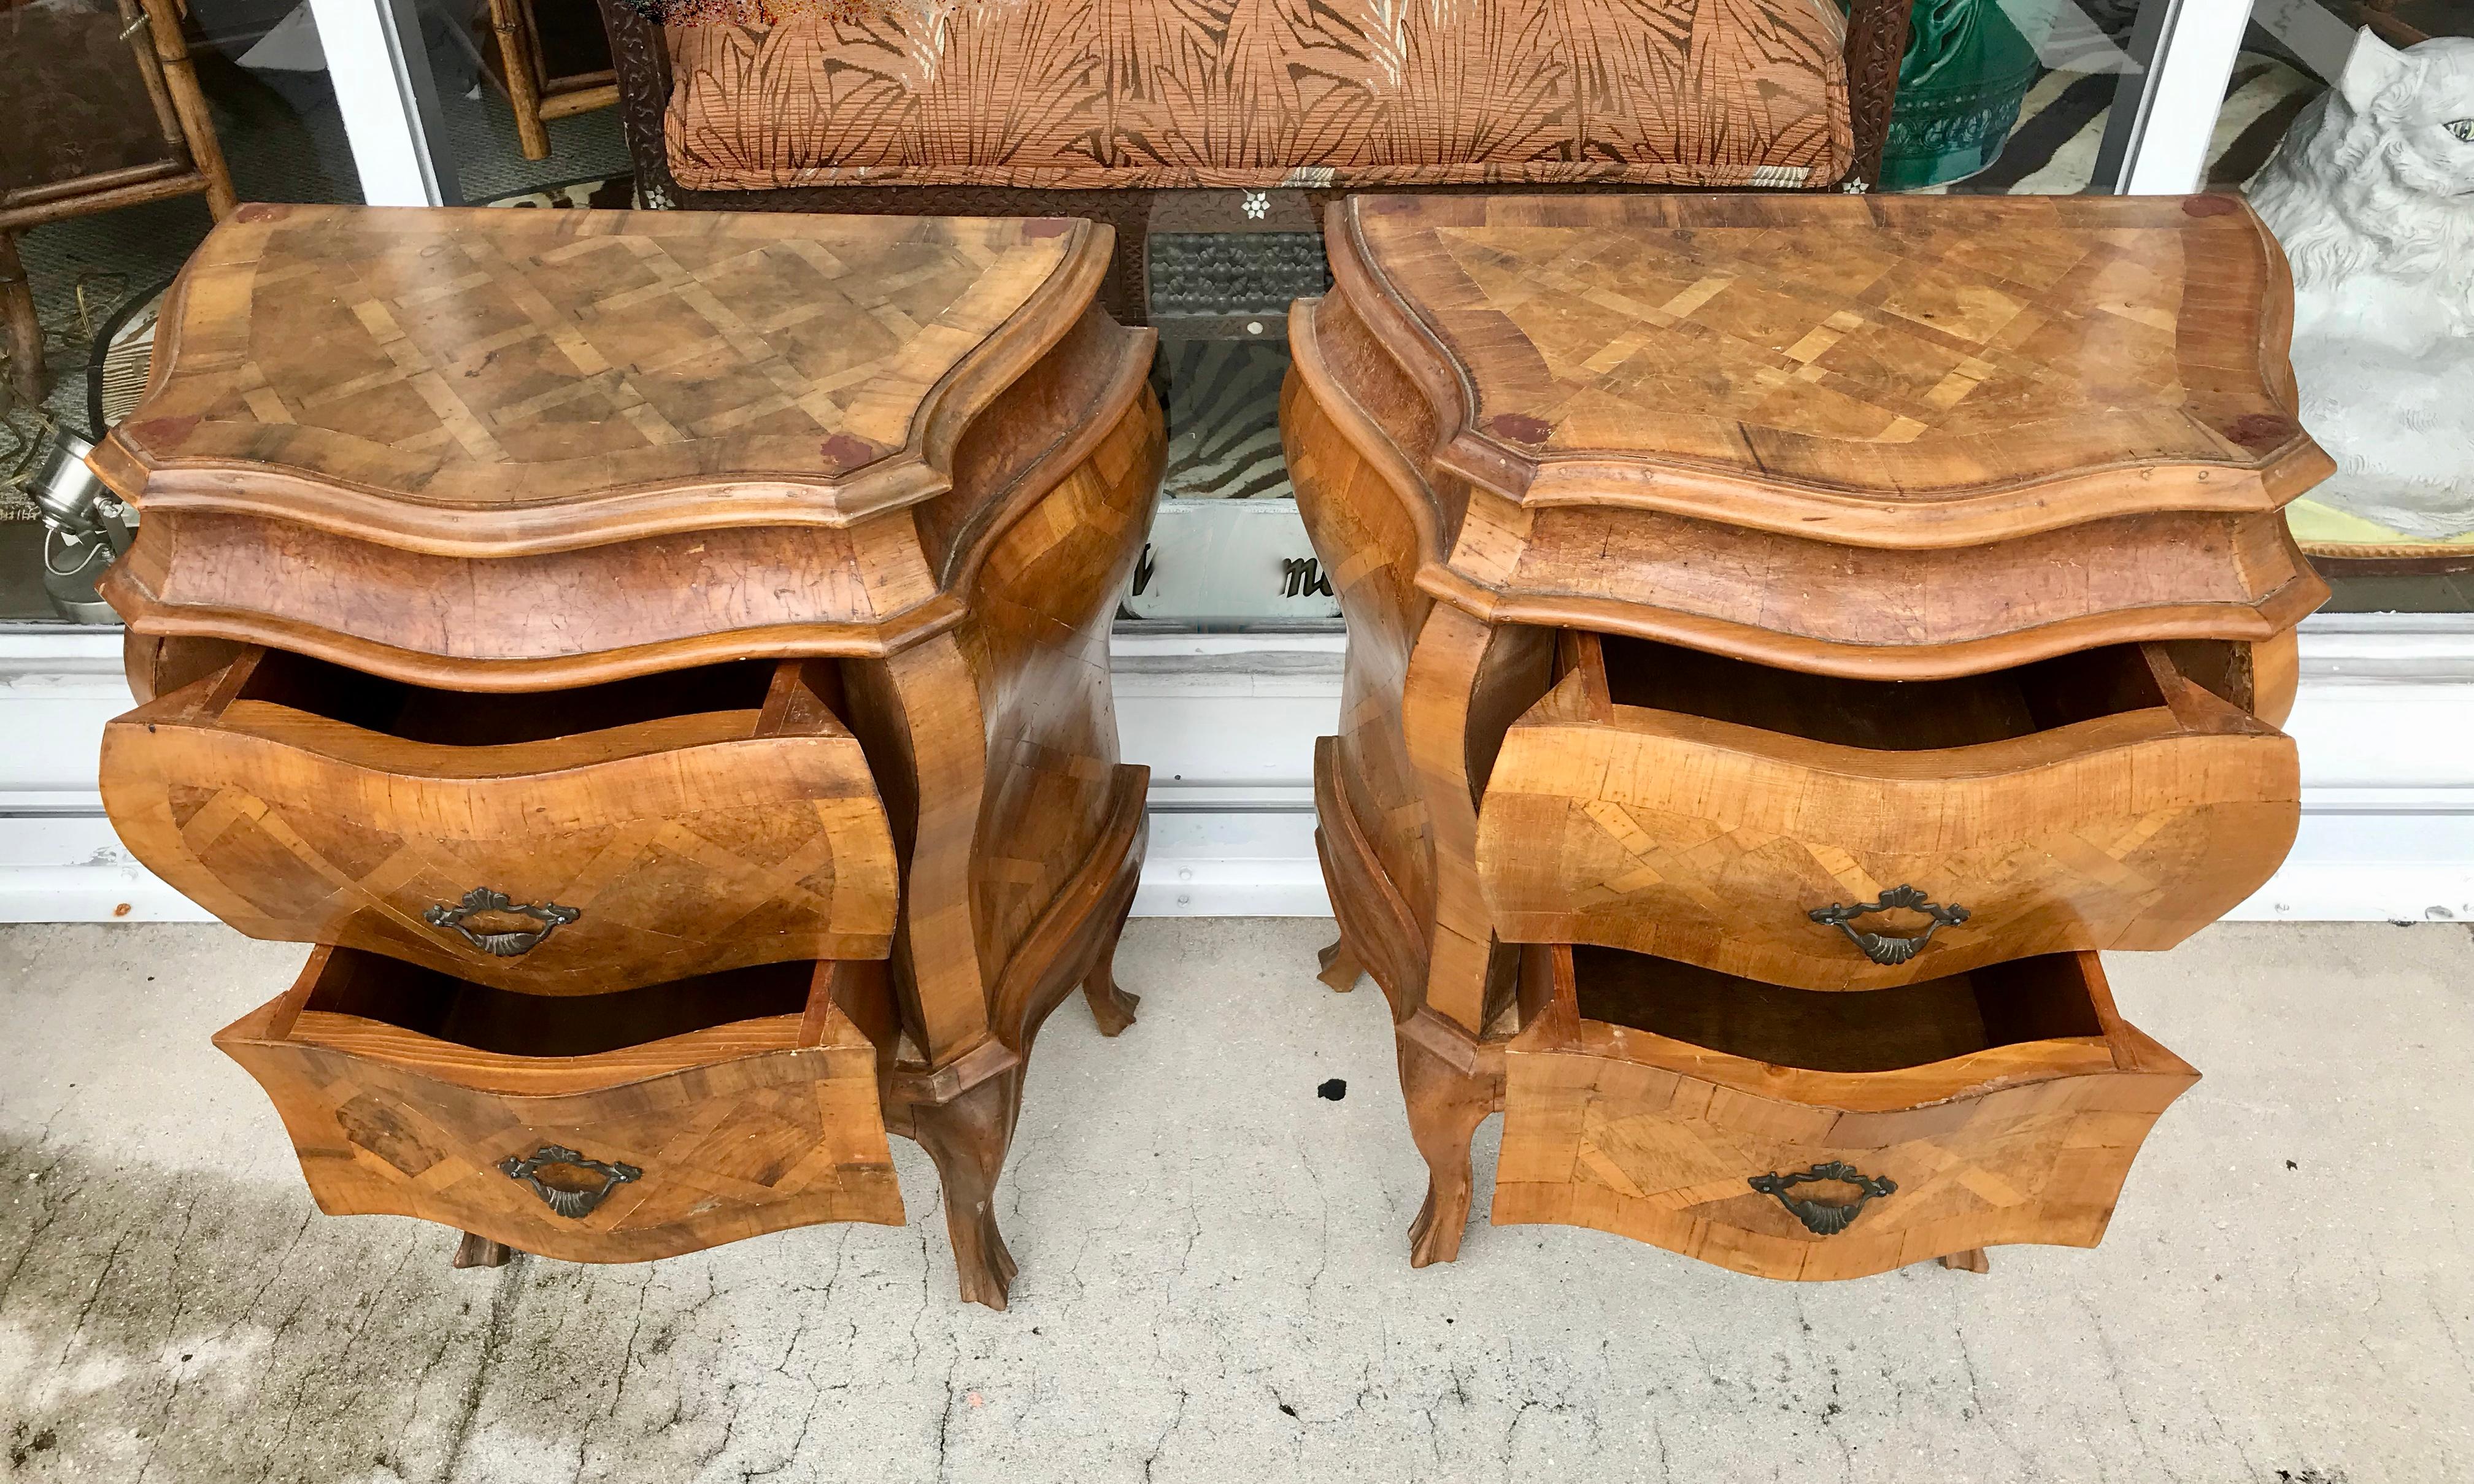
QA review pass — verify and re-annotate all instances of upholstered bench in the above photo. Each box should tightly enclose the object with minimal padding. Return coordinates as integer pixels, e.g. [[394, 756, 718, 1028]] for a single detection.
[[592, 0, 1918, 323]]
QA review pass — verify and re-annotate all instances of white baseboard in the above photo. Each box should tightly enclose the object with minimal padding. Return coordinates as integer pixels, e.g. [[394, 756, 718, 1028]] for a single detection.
[[1133, 810, 1328, 916], [7, 617, 2472, 924], [0, 815, 214, 922], [2223, 615, 2474, 923]]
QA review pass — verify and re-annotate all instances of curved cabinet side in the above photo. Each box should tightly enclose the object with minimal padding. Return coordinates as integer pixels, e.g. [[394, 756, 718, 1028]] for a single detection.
[[1284, 362, 1439, 1006]]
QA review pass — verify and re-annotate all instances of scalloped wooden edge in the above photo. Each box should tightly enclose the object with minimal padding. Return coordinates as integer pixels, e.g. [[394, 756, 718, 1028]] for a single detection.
[[102, 313, 1159, 690], [1286, 291, 2329, 682], [217, 953, 879, 1098], [91, 206, 1117, 558], [1326, 195, 2338, 550]]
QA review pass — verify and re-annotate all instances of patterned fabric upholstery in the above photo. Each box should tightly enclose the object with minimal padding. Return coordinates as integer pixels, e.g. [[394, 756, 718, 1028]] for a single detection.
[[663, 0, 1854, 191]]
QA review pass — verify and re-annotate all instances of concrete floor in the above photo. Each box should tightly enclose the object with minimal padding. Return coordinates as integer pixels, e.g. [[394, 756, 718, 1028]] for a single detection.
[[0, 918, 2467, 1483]]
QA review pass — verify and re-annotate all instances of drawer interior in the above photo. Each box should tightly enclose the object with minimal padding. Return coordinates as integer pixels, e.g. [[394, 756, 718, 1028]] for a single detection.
[[299, 947, 814, 1057], [1565, 944, 2105, 1073], [231, 648, 783, 745], [1589, 634, 2177, 749]]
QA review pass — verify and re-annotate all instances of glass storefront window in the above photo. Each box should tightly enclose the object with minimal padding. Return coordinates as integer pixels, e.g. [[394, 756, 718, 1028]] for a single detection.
[[421, 0, 634, 206], [2, 0, 364, 624], [1122, 336, 1341, 631], [1857, 0, 2472, 612], [17, 0, 2461, 625]]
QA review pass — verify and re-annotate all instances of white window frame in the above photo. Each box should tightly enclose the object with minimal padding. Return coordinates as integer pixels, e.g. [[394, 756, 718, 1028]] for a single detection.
[[307, 0, 458, 206], [2092, 0, 2259, 194]]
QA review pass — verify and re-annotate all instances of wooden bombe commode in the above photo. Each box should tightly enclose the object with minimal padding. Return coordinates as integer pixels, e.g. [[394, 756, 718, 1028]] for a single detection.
[[1287, 193, 2327, 1278], [95, 203, 1163, 1308]]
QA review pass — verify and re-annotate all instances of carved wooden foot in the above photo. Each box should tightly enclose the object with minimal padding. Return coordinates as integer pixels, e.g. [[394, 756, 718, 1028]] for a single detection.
[[1939, 1248, 1991, 1274], [909, 1059, 1026, 1310], [452, 1232, 514, 1269], [1081, 892, 1140, 1037], [1397, 1016, 1499, 1268], [1317, 937, 1365, 993]]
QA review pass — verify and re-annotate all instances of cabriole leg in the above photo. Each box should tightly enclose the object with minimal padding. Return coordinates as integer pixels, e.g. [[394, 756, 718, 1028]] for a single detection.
[[909, 1062, 1025, 1310], [1317, 937, 1365, 993], [1080, 891, 1140, 1037], [1398, 1019, 1499, 1268]]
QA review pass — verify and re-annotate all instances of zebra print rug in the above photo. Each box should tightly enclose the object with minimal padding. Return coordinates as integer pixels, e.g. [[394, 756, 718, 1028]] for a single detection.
[[1160, 342, 1293, 501], [1943, 50, 2324, 196]]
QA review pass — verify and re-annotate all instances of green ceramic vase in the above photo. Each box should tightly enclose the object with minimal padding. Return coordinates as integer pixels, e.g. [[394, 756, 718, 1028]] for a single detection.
[[1865, 0, 2044, 190]]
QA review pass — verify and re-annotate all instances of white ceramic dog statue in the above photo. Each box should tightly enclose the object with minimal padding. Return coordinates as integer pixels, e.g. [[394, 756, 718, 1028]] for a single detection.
[[2246, 29, 2474, 541]]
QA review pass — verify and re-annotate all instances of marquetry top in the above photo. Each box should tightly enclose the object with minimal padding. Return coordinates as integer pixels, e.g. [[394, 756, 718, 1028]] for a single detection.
[[1326, 193, 2333, 542], [93, 203, 1111, 550]]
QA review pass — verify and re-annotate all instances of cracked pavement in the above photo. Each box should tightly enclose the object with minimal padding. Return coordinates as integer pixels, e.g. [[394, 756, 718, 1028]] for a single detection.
[[1, 918, 2468, 1482]]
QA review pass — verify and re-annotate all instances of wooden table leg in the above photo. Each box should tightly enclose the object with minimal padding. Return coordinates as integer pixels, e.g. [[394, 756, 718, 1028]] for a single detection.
[[1079, 888, 1141, 1037], [1939, 1248, 1991, 1274], [903, 1051, 1025, 1310], [0, 234, 44, 404], [1398, 1010, 1505, 1268], [1316, 937, 1364, 993], [452, 1231, 514, 1269]]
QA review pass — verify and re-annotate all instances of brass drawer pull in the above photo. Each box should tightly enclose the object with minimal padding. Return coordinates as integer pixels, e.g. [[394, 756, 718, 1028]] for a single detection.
[[424, 887, 580, 956], [499, 1145, 642, 1218], [1808, 885, 1968, 965], [1748, 1161, 1897, 1236]]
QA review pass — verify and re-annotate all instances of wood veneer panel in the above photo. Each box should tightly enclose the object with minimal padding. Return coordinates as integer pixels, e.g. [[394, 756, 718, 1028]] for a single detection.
[[217, 950, 904, 1263], [1291, 191, 2332, 679], [1476, 644, 2299, 990], [102, 653, 899, 994], [96, 205, 1157, 688], [1493, 946, 2198, 1279], [1339, 192, 2328, 513], [94, 205, 1104, 536]]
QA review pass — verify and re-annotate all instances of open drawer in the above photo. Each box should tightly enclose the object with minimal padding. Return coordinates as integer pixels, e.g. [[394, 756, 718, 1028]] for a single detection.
[[101, 647, 900, 994], [215, 948, 906, 1262], [1475, 632, 2299, 991], [1493, 943, 2196, 1279]]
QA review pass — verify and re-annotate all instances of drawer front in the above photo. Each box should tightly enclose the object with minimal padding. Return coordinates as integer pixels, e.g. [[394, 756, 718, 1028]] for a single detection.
[[1476, 661, 2299, 991], [102, 674, 900, 995], [215, 978, 904, 1262], [1493, 1017, 2197, 1280]]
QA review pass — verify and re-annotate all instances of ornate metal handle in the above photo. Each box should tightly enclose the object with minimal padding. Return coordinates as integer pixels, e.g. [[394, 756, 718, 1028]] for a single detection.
[[499, 1145, 641, 1218], [1748, 1161, 1898, 1236], [424, 888, 580, 957], [1808, 885, 1968, 965]]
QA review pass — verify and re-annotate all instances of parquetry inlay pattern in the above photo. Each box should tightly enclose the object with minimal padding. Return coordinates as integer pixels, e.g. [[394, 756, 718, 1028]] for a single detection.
[[237, 1026, 906, 1262], [1351, 194, 2299, 493], [104, 706, 903, 995], [1493, 1034, 2195, 1280], [1474, 703, 2300, 990], [117, 204, 1076, 503]]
